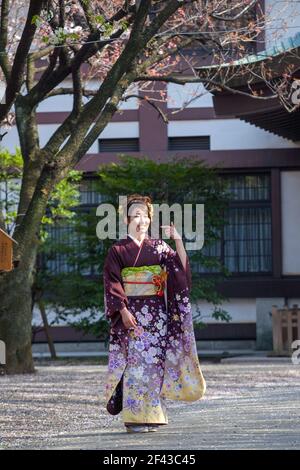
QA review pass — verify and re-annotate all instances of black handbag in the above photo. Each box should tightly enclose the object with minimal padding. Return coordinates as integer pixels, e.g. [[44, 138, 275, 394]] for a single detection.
[[106, 376, 123, 415]]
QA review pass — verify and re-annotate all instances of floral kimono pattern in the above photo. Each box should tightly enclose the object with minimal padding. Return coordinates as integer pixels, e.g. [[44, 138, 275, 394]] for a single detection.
[[103, 235, 206, 425]]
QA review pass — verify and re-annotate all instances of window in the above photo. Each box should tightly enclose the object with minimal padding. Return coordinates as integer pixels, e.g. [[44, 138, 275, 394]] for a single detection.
[[168, 136, 210, 151], [42, 179, 107, 275], [43, 218, 101, 276], [98, 138, 139, 153], [224, 206, 272, 273], [43, 223, 81, 274], [79, 179, 104, 205], [196, 174, 272, 275]]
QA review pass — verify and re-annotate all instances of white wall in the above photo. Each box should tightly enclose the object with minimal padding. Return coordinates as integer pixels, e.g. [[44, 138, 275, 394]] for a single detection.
[[87, 121, 139, 153], [1, 124, 60, 153], [168, 119, 300, 150], [1, 121, 139, 154], [0, 83, 5, 105], [32, 305, 98, 326], [193, 298, 256, 323], [36, 80, 138, 113], [3, 117, 298, 154], [167, 83, 214, 108], [281, 171, 300, 275], [32, 298, 256, 327]]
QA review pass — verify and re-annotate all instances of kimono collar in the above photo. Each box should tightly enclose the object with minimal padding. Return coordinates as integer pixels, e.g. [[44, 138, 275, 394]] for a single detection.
[[127, 233, 149, 247]]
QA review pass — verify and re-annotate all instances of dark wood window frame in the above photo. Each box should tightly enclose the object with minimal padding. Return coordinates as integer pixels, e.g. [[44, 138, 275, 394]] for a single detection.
[[197, 171, 273, 277], [98, 138, 139, 153]]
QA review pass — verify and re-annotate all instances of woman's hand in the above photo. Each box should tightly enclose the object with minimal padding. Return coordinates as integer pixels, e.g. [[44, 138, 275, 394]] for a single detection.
[[120, 307, 138, 329], [160, 221, 181, 240], [161, 222, 187, 272]]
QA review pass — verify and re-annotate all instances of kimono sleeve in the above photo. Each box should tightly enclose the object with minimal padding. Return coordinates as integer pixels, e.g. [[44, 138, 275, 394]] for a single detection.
[[103, 245, 128, 325], [159, 239, 192, 292]]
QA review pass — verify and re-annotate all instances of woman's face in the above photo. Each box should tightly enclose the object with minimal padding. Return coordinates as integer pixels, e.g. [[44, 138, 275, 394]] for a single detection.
[[127, 203, 150, 237]]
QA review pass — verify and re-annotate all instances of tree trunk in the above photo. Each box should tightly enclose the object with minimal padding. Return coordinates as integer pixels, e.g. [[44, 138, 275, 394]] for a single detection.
[[0, 72, 133, 374], [0, 264, 36, 374], [0, 167, 58, 373]]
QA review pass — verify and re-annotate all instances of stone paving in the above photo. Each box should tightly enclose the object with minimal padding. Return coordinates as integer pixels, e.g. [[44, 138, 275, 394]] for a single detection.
[[0, 358, 299, 450]]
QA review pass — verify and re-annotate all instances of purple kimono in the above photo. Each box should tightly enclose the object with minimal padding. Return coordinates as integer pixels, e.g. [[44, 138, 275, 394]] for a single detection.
[[103, 234, 206, 425]]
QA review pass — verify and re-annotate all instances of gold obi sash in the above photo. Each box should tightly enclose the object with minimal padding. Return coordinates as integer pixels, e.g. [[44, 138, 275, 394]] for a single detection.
[[121, 265, 168, 297]]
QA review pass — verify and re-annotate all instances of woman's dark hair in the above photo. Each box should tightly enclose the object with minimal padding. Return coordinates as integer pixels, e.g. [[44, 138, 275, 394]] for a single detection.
[[125, 194, 153, 221]]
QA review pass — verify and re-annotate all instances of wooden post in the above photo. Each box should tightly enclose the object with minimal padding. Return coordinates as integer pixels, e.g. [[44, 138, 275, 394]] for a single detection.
[[297, 308, 300, 347], [291, 304, 300, 354], [272, 305, 282, 354], [272, 304, 300, 356], [0, 228, 18, 272]]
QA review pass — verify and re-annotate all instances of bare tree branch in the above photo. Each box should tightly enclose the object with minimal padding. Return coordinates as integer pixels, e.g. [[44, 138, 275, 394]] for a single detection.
[[79, 0, 100, 34], [0, 0, 46, 123], [72, 68, 82, 116], [44, 88, 97, 99], [143, 0, 196, 43], [210, 0, 258, 21], [134, 73, 279, 100], [69, 69, 138, 165], [0, 0, 11, 79], [41, 0, 153, 157], [124, 93, 168, 122]]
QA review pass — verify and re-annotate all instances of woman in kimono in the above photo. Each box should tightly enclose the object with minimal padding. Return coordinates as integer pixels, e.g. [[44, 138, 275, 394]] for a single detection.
[[103, 194, 206, 433]]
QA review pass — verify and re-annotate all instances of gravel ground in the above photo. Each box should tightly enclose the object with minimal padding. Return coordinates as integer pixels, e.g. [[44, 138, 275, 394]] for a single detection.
[[0, 359, 299, 450]]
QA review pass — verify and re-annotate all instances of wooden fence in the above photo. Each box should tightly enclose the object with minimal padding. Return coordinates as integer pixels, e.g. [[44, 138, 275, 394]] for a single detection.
[[272, 305, 300, 355]]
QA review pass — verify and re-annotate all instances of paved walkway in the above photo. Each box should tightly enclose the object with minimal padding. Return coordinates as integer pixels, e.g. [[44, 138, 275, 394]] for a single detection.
[[1, 358, 299, 450]]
